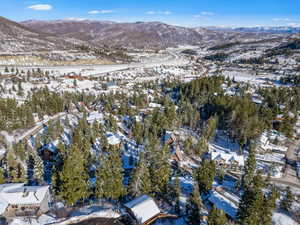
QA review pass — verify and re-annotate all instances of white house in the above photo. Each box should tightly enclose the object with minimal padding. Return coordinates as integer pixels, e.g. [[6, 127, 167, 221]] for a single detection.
[[258, 132, 288, 153], [124, 195, 160, 224], [0, 183, 50, 216], [211, 152, 244, 170], [106, 132, 121, 146]]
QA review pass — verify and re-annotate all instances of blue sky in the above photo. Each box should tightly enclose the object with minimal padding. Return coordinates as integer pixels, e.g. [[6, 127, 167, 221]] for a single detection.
[[2, 0, 300, 27]]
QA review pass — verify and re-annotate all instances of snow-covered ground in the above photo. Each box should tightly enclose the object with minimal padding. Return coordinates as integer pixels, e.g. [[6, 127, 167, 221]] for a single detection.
[[9, 207, 120, 225], [272, 211, 299, 225]]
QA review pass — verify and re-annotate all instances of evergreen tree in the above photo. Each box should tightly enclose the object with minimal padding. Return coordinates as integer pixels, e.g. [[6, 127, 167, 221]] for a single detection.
[[195, 160, 216, 194], [14, 163, 26, 183], [96, 148, 126, 200], [184, 137, 193, 156], [33, 154, 44, 183], [261, 186, 278, 225], [207, 206, 228, 225], [280, 186, 294, 211], [242, 145, 256, 189], [238, 175, 267, 225], [59, 144, 89, 206], [129, 153, 152, 197], [186, 185, 202, 225], [0, 168, 5, 184], [150, 145, 171, 194], [204, 116, 218, 141], [195, 136, 208, 155], [100, 133, 108, 151], [174, 176, 181, 215], [51, 166, 62, 196]]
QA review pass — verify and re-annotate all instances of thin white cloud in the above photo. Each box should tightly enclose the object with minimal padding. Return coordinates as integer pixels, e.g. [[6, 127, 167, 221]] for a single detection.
[[146, 11, 172, 15], [193, 11, 215, 19], [63, 18, 88, 21], [27, 4, 52, 11], [201, 11, 215, 16], [272, 18, 290, 22], [146, 11, 156, 15], [287, 22, 300, 27], [163, 11, 172, 15], [88, 10, 114, 14]]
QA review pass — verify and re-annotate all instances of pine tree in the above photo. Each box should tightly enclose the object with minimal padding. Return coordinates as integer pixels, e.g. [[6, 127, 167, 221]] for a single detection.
[[100, 133, 108, 151], [174, 176, 181, 215], [204, 116, 218, 141], [187, 185, 202, 225], [195, 136, 208, 155], [184, 137, 193, 156], [280, 186, 294, 211], [242, 145, 256, 189], [59, 144, 89, 206], [195, 160, 216, 194], [238, 175, 266, 225], [51, 166, 62, 196], [33, 155, 44, 184], [207, 206, 228, 225], [129, 153, 152, 197], [15, 163, 26, 183], [0, 168, 5, 184], [261, 186, 278, 225], [7, 151, 18, 182], [150, 145, 171, 194], [96, 148, 126, 200]]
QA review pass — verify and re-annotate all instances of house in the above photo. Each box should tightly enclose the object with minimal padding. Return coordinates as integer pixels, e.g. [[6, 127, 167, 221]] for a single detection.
[[106, 132, 121, 147], [257, 132, 288, 153], [258, 133, 270, 149], [124, 195, 161, 225], [208, 189, 239, 220], [87, 111, 104, 124], [211, 152, 244, 171], [0, 183, 50, 217]]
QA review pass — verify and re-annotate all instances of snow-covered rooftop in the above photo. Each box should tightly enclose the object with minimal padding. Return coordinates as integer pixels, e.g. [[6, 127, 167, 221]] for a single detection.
[[208, 190, 239, 219], [211, 151, 244, 167], [0, 183, 49, 214], [106, 132, 121, 145], [124, 195, 160, 223]]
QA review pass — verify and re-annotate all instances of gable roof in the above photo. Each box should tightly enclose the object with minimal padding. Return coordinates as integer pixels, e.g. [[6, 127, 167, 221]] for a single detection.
[[0, 183, 49, 214], [106, 132, 121, 145], [211, 152, 244, 167], [124, 195, 160, 224]]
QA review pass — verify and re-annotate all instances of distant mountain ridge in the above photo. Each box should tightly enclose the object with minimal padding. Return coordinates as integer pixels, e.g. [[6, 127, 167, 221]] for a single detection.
[[207, 26, 300, 34], [0, 16, 82, 52], [21, 19, 205, 49], [1, 16, 299, 52]]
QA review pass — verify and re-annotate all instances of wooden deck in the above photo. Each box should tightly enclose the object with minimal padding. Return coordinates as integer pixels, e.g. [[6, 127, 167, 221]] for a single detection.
[[143, 213, 178, 225]]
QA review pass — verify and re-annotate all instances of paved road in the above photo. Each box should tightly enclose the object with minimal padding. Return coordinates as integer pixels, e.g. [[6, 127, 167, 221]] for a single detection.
[[13, 112, 67, 143], [271, 139, 300, 188]]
